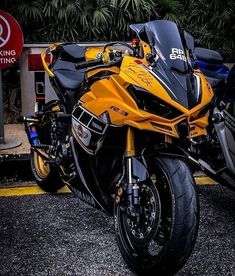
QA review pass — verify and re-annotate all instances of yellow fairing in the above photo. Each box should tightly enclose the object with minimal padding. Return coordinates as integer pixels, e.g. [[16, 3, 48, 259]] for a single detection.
[[85, 47, 103, 60], [86, 66, 120, 79], [80, 56, 213, 139], [42, 44, 213, 139]]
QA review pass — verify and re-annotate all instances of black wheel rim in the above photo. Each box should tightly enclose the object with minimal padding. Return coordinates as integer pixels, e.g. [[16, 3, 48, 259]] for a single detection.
[[123, 182, 161, 246], [116, 162, 174, 263]]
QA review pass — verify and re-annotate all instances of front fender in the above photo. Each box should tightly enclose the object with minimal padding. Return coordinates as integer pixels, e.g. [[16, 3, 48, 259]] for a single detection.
[[154, 144, 200, 172]]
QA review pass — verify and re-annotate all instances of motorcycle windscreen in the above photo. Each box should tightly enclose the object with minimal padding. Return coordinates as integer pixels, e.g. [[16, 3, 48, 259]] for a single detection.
[[134, 20, 189, 73]]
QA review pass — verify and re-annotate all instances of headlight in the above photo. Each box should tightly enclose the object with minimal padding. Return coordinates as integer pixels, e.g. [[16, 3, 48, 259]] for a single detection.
[[127, 85, 182, 119]]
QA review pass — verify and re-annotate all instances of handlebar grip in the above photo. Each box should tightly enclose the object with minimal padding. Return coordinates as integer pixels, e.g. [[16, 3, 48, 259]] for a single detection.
[[85, 57, 123, 73], [75, 58, 103, 70], [104, 58, 123, 67]]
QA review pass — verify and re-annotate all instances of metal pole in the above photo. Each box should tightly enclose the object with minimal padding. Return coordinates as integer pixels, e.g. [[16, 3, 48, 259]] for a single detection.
[[0, 69, 4, 144]]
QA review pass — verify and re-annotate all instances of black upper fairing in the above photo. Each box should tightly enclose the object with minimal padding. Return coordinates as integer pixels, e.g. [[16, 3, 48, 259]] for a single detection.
[[151, 59, 200, 109], [130, 20, 200, 109], [130, 20, 189, 73]]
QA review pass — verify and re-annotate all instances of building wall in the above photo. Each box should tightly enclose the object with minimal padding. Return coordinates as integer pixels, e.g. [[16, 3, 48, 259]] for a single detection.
[[19, 45, 58, 116], [19, 48, 36, 116]]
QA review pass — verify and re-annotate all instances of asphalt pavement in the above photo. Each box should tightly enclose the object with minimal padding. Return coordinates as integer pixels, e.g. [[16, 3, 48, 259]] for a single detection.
[[0, 184, 234, 276]]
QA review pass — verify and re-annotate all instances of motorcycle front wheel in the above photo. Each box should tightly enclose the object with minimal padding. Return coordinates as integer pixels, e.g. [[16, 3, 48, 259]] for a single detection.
[[114, 156, 199, 275]]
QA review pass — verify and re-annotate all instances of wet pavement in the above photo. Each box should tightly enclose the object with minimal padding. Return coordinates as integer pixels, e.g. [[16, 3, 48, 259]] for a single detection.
[[0, 184, 234, 276]]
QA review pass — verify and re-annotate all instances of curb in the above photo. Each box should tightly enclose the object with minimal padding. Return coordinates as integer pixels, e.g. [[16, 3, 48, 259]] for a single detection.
[[0, 153, 30, 163]]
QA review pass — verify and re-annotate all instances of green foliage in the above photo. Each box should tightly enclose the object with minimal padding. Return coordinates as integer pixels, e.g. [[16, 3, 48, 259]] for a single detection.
[[180, 0, 235, 61], [1, 0, 234, 60]]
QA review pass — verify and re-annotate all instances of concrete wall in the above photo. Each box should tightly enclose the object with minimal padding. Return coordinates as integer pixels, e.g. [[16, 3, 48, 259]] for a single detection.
[[19, 45, 57, 116], [19, 48, 36, 116]]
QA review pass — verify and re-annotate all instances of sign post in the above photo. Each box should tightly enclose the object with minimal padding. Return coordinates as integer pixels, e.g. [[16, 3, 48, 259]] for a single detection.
[[0, 10, 23, 150], [0, 70, 4, 143]]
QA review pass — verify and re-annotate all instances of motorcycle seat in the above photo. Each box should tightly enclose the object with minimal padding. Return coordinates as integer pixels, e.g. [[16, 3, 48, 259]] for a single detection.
[[52, 60, 85, 90], [201, 68, 227, 80], [205, 75, 225, 88], [54, 69, 85, 90], [57, 43, 86, 62], [195, 47, 223, 64]]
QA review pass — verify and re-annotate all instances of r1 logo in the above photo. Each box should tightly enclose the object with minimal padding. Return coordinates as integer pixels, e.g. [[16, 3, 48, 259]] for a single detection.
[[170, 48, 186, 62]]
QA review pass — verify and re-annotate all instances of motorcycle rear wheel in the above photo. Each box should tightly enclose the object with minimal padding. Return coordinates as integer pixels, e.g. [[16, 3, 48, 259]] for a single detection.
[[31, 150, 65, 193], [114, 156, 199, 275]]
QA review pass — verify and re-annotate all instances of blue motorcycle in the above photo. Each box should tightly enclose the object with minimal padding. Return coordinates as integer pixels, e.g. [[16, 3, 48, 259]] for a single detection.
[[187, 44, 235, 190], [195, 47, 234, 96]]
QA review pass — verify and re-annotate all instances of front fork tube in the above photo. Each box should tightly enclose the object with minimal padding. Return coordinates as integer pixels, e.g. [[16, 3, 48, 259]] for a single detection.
[[125, 128, 140, 209]]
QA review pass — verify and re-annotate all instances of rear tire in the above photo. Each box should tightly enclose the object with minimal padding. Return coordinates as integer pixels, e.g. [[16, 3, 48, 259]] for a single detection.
[[31, 150, 65, 193], [114, 156, 199, 275]]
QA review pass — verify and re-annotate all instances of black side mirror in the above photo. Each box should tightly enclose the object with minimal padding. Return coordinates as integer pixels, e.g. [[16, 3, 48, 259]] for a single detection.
[[184, 31, 195, 53], [146, 53, 156, 66]]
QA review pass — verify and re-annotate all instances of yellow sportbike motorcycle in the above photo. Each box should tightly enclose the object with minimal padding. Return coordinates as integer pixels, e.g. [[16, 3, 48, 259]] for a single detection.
[[25, 20, 213, 275]]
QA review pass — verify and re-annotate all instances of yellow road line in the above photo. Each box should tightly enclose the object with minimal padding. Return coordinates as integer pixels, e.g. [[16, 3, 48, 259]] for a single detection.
[[0, 177, 218, 197], [195, 177, 218, 185], [0, 186, 71, 197]]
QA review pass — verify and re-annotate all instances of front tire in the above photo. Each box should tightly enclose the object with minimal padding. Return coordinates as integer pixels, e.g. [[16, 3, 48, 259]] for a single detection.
[[114, 156, 199, 275], [31, 150, 65, 193]]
